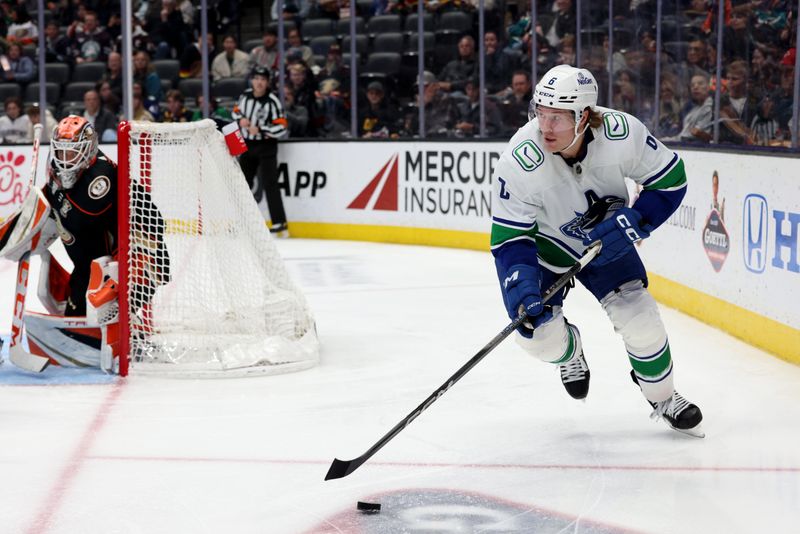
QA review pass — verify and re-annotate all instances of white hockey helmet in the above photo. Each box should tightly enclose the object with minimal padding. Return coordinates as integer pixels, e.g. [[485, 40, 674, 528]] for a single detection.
[[51, 115, 99, 189], [529, 65, 598, 123]]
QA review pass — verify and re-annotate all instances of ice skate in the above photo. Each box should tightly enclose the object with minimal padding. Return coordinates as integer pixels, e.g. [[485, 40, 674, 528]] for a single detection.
[[559, 350, 590, 400], [630, 371, 704, 438]]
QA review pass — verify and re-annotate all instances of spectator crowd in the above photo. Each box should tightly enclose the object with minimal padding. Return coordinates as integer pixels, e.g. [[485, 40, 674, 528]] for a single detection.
[[0, 0, 795, 148]]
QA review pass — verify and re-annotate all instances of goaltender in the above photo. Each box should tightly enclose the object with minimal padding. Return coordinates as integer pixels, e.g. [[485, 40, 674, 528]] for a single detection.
[[0, 116, 169, 372]]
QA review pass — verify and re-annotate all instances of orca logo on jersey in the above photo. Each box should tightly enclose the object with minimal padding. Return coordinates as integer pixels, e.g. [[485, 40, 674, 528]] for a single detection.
[[88, 175, 110, 199], [560, 191, 626, 241]]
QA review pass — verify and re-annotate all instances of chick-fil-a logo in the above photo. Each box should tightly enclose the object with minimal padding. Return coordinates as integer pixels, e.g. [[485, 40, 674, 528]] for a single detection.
[[0, 150, 28, 206]]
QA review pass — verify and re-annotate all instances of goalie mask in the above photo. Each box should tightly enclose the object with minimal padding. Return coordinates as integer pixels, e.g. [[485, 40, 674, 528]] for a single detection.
[[51, 115, 99, 189]]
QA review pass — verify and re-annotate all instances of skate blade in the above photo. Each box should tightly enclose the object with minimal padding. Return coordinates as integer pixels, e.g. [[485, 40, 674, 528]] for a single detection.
[[670, 423, 705, 439]]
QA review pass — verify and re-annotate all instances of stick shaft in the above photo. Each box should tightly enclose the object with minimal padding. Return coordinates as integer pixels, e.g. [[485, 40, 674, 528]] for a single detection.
[[8, 125, 49, 372], [325, 244, 601, 480]]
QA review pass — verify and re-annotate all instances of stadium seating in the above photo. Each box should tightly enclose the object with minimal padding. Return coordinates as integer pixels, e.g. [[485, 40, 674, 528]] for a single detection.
[[268, 20, 297, 34], [0, 83, 21, 102], [178, 78, 204, 100], [44, 63, 70, 86], [62, 81, 96, 102], [152, 59, 180, 87], [24, 82, 60, 104], [437, 11, 473, 33], [341, 35, 369, 56], [405, 13, 435, 33], [242, 38, 263, 53], [367, 14, 402, 37], [212, 77, 247, 99], [342, 53, 361, 66], [373, 33, 404, 54], [406, 32, 435, 52], [359, 52, 401, 83], [309, 35, 338, 56], [71, 62, 106, 83], [160, 78, 173, 95], [336, 17, 365, 37], [302, 19, 336, 41]]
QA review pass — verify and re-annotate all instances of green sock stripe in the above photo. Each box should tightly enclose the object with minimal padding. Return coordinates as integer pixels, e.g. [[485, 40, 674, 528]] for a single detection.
[[550, 327, 576, 364], [629, 344, 672, 377]]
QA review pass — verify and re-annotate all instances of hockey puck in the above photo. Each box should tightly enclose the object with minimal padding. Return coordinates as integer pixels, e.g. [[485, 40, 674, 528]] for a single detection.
[[356, 501, 381, 513]]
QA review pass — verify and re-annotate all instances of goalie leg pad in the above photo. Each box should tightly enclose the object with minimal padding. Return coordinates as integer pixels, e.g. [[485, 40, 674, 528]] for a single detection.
[[36, 251, 71, 315], [515, 306, 583, 365], [23, 312, 101, 368], [601, 280, 673, 402], [86, 256, 119, 326]]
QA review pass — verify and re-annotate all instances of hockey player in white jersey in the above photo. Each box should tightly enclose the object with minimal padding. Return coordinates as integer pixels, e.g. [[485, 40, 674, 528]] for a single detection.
[[491, 65, 703, 437]]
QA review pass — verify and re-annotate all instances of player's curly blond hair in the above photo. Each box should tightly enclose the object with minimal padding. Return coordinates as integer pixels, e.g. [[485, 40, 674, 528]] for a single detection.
[[587, 108, 603, 129]]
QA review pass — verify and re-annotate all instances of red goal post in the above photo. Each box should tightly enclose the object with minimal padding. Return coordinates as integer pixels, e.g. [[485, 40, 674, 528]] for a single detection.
[[116, 120, 319, 377]]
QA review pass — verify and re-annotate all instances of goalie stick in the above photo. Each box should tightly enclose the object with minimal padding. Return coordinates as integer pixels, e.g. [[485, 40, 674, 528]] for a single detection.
[[7, 124, 50, 373], [324, 242, 602, 481]]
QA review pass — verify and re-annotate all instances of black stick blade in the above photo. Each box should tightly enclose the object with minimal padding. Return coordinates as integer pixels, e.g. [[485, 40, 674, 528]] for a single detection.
[[325, 457, 365, 480]]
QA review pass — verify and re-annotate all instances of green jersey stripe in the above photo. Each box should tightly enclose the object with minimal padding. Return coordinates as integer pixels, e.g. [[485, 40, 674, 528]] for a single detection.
[[643, 158, 687, 191], [535, 234, 579, 268], [490, 234, 536, 251], [490, 222, 538, 247]]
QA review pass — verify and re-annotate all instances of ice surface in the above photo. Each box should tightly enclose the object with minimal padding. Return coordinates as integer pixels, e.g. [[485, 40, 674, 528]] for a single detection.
[[1, 239, 798, 534]]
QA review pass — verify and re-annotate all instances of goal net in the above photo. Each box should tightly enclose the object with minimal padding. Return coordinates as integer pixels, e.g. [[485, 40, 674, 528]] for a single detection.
[[117, 120, 319, 377]]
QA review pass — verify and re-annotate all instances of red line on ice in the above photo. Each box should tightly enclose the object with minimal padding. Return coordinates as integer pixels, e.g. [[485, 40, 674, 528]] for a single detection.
[[86, 455, 800, 473], [25, 381, 125, 534]]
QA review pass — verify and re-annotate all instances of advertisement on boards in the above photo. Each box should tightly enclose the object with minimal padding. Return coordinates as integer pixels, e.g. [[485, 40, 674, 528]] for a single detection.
[[279, 141, 504, 234], [637, 150, 799, 330]]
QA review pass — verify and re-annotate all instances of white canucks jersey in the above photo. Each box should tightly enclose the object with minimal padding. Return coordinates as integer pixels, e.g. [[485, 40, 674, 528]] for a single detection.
[[490, 106, 686, 272]]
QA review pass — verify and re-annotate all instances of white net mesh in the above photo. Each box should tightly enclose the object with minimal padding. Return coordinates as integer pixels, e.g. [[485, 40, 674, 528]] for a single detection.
[[123, 120, 318, 377]]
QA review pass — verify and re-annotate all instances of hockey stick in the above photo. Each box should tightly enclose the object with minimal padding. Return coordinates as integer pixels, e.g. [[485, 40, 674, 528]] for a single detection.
[[324, 242, 602, 481], [8, 124, 50, 373]]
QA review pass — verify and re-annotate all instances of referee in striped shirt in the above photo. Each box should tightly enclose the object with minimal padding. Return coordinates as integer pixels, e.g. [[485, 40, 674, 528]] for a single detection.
[[233, 66, 289, 234]]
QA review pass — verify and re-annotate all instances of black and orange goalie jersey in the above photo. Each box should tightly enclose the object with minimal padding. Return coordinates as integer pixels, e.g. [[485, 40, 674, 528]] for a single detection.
[[45, 150, 118, 315]]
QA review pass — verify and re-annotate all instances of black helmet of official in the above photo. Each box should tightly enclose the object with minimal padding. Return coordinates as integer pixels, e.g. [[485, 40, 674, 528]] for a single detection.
[[251, 66, 271, 81]]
